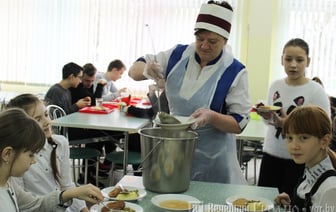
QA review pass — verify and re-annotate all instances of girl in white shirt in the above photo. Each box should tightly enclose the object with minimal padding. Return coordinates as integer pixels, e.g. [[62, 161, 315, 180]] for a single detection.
[[0, 108, 103, 212], [257, 38, 331, 197], [275, 105, 336, 211], [6, 94, 93, 212]]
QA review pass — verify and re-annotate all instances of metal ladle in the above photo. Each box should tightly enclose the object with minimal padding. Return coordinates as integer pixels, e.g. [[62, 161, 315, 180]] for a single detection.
[[154, 82, 180, 124], [145, 24, 180, 125]]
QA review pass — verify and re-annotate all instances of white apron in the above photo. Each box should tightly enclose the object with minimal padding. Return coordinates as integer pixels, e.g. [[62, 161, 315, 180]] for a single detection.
[[166, 50, 246, 184]]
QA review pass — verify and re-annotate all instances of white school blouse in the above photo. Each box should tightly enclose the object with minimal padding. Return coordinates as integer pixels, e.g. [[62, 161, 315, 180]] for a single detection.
[[13, 134, 86, 212], [297, 156, 336, 209], [0, 178, 62, 212]]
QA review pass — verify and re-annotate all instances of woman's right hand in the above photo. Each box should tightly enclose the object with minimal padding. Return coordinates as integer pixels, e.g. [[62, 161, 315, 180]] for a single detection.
[[143, 61, 163, 81]]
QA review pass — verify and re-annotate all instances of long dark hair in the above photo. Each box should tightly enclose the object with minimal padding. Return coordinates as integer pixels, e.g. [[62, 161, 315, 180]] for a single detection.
[[0, 108, 45, 164], [6, 93, 61, 183], [282, 38, 309, 56]]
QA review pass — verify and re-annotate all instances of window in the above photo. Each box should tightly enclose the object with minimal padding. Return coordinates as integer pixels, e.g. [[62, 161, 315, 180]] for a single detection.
[[273, 0, 336, 96], [0, 0, 241, 95]]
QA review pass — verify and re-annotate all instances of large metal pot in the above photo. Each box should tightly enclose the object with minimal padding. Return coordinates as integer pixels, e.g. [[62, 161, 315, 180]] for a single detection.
[[139, 128, 198, 193]]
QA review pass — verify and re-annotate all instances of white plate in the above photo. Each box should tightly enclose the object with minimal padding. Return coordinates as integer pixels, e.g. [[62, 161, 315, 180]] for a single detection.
[[151, 194, 201, 211], [226, 195, 274, 211], [154, 115, 196, 130], [101, 186, 147, 201], [90, 201, 143, 212]]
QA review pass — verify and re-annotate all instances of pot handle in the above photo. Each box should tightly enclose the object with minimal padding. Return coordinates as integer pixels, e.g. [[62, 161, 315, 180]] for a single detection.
[[136, 139, 162, 171]]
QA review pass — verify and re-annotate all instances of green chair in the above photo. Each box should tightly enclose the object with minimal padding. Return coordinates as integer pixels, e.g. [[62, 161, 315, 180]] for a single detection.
[[105, 151, 142, 186], [69, 147, 100, 186]]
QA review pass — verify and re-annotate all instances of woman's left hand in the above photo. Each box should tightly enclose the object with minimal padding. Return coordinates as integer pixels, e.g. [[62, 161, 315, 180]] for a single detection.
[[191, 108, 214, 129]]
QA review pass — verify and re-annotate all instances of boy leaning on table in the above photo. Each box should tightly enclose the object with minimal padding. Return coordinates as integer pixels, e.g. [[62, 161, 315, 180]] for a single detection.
[[45, 62, 91, 114]]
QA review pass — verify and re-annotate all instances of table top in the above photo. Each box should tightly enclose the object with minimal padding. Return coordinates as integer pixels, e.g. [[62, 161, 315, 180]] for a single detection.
[[236, 118, 267, 141], [51, 110, 150, 132], [116, 176, 280, 211]]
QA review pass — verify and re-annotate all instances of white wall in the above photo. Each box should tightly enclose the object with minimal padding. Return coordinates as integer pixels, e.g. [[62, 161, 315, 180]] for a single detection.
[[239, 0, 279, 104]]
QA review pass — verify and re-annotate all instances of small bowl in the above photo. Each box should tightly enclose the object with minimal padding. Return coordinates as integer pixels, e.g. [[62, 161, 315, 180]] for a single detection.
[[151, 194, 200, 212], [154, 116, 196, 130]]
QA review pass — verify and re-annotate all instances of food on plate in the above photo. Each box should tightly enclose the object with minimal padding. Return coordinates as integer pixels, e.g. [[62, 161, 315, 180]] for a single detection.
[[108, 186, 139, 200], [159, 199, 191, 210], [247, 201, 267, 211], [258, 106, 271, 110], [101, 200, 126, 212], [259, 106, 281, 111], [232, 198, 266, 211], [116, 190, 139, 200], [91, 106, 106, 111], [232, 198, 249, 208], [108, 186, 122, 198], [254, 102, 281, 112], [255, 102, 265, 108]]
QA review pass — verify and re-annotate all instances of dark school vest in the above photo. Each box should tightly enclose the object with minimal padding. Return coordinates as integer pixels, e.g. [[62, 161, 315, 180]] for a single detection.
[[291, 169, 336, 212]]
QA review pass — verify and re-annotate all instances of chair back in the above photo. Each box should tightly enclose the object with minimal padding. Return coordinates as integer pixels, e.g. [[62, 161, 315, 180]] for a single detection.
[[0, 98, 6, 112], [46, 104, 68, 137]]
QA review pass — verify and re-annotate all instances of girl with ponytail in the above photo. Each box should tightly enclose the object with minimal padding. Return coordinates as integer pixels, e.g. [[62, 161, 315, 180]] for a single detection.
[[7, 94, 89, 212]]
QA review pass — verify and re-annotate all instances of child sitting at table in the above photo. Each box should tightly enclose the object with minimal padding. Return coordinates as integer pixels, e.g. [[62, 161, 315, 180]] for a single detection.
[[0, 108, 103, 211], [275, 105, 336, 211], [6, 93, 93, 212]]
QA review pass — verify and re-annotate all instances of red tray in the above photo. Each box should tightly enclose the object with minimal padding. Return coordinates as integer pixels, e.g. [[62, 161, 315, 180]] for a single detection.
[[79, 105, 115, 114], [101, 102, 119, 109]]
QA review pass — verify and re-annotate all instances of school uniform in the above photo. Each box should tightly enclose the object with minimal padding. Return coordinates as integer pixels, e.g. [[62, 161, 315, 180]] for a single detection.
[[13, 135, 86, 212], [291, 156, 336, 211]]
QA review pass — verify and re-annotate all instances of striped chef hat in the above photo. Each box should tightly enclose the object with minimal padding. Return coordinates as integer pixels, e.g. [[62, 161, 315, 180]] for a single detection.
[[194, 3, 233, 39]]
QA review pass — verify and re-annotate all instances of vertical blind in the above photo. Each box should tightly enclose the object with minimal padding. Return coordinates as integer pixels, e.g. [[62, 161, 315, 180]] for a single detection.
[[0, 0, 240, 95], [274, 0, 336, 96]]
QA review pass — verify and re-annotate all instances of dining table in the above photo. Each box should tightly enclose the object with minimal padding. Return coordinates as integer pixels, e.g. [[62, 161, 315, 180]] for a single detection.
[[236, 116, 267, 166], [108, 175, 282, 211], [50, 108, 151, 175]]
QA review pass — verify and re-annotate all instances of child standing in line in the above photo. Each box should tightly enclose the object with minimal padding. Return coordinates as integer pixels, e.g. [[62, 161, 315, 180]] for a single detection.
[[257, 38, 331, 197], [6, 93, 91, 212], [0, 108, 103, 212], [275, 105, 336, 210]]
